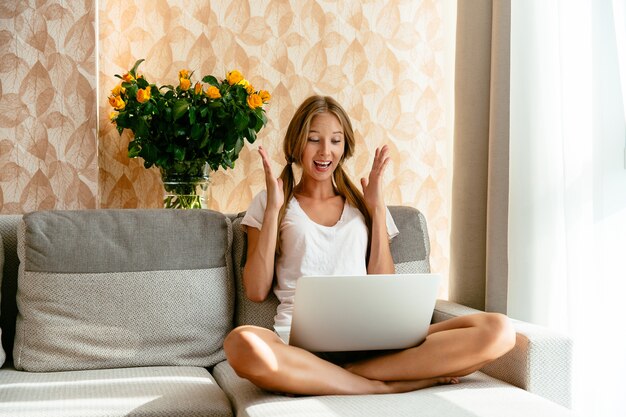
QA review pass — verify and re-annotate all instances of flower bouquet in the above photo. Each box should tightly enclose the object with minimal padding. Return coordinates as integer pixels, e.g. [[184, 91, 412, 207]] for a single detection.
[[109, 59, 271, 208]]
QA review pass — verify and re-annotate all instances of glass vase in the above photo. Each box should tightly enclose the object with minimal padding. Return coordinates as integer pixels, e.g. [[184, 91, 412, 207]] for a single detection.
[[159, 164, 210, 209]]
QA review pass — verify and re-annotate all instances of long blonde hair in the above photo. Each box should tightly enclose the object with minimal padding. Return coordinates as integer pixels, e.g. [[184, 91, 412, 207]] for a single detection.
[[276, 95, 372, 255]]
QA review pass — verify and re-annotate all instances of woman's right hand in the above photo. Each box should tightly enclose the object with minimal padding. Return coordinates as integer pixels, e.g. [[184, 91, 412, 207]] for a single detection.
[[258, 146, 284, 212]]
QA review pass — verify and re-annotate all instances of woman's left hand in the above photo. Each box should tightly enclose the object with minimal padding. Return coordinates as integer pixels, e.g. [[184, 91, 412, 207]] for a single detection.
[[361, 145, 391, 214]]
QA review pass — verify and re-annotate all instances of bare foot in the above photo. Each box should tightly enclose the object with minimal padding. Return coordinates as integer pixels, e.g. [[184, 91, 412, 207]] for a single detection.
[[383, 376, 460, 394]]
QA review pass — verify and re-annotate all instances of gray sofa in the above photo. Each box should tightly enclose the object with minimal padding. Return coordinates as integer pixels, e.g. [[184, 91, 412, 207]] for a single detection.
[[0, 208, 578, 417]]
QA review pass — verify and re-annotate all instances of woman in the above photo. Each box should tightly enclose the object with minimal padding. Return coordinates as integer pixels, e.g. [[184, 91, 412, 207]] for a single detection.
[[224, 95, 515, 396]]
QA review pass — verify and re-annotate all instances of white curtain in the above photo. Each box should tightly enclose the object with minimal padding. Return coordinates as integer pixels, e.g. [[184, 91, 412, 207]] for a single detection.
[[509, 1, 626, 416]]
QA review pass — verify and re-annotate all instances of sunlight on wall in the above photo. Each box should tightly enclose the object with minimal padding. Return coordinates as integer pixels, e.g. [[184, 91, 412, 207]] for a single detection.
[[98, 0, 456, 284]]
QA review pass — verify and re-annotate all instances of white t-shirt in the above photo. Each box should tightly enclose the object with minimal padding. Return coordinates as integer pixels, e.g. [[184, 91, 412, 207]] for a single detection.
[[241, 190, 399, 327]]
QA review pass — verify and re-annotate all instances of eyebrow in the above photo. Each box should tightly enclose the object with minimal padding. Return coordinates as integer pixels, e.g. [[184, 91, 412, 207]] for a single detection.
[[308, 129, 344, 135]]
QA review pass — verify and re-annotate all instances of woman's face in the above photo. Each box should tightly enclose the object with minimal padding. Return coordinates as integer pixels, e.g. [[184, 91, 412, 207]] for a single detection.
[[300, 112, 345, 184]]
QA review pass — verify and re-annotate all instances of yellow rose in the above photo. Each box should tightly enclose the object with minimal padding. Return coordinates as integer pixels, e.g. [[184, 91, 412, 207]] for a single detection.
[[247, 93, 263, 109], [259, 90, 271, 103], [179, 69, 190, 79], [194, 82, 202, 95], [110, 95, 125, 110], [180, 77, 191, 91], [122, 72, 134, 83], [205, 85, 221, 99], [109, 111, 118, 122], [111, 84, 125, 97], [245, 83, 255, 94], [109, 95, 126, 110], [136, 86, 151, 103], [226, 70, 244, 85]]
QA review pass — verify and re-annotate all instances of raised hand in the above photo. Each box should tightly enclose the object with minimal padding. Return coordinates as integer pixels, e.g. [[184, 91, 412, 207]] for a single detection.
[[258, 146, 284, 212], [360, 145, 391, 214]]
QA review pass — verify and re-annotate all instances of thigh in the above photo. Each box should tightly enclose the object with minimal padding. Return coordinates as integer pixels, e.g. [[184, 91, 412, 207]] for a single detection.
[[227, 325, 285, 346]]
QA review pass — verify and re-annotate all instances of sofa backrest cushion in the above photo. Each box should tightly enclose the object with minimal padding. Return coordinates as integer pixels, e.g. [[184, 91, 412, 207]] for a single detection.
[[232, 214, 279, 329], [0, 235, 4, 367], [232, 206, 431, 328], [388, 206, 431, 273], [13, 209, 234, 372], [0, 215, 21, 366]]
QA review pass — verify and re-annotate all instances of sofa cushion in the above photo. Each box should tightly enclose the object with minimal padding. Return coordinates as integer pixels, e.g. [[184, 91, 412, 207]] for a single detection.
[[212, 361, 577, 417], [0, 236, 4, 367], [388, 206, 431, 273], [13, 209, 234, 372], [0, 366, 232, 417], [0, 215, 21, 366], [232, 214, 279, 329]]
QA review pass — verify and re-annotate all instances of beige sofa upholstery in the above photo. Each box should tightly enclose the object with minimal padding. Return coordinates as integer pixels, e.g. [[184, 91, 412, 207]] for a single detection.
[[0, 209, 578, 417]]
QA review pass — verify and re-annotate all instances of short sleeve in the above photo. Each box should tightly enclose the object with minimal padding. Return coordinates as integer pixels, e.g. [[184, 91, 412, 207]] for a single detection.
[[241, 190, 267, 231], [386, 206, 399, 240]]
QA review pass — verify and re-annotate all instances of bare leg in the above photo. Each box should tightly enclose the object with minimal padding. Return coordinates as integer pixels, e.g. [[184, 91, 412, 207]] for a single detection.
[[345, 312, 516, 381], [224, 326, 458, 396]]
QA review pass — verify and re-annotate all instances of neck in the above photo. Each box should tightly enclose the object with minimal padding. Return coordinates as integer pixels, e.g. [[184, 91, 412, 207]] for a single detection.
[[295, 177, 337, 199]]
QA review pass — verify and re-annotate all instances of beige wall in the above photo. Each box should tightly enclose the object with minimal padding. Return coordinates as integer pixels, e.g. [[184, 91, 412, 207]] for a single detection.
[[1, 0, 453, 284], [0, 1, 97, 212]]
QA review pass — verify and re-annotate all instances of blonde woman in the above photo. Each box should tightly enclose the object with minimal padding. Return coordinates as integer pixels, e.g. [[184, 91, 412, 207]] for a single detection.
[[224, 95, 515, 395]]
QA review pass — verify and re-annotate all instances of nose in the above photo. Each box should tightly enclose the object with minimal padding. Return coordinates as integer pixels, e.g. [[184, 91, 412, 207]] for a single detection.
[[319, 140, 330, 157]]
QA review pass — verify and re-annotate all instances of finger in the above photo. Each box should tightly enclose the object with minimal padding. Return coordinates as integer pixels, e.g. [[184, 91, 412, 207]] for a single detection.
[[258, 147, 274, 175], [374, 146, 390, 173], [360, 177, 368, 193], [380, 156, 391, 174]]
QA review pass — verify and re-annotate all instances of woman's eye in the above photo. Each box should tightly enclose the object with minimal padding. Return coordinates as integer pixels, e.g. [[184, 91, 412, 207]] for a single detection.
[[307, 138, 319, 142], [331, 139, 342, 144]]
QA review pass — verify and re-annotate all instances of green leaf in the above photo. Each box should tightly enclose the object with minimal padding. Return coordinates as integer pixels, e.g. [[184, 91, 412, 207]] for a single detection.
[[136, 77, 149, 89], [234, 137, 244, 156], [128, 140, 141, 158], [202, 75, 219, 86], [174, 146, 185, 161], [135, 118, 149, 138], [144, 102, 156, 114], [200, 130, 210, 149], [173, 99, 189, 120], [191, 123, 203, 140], [189, 106, 196, 124], [142, 142, 158, 165], [130, 59, 145, 77], [247, 128, 257, 143], [234, 111, 248, 132], [254, 108, 267, 131]]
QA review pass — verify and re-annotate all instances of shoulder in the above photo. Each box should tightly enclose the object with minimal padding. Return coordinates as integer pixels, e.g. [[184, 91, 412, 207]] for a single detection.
[[242, 190, 268, 230]]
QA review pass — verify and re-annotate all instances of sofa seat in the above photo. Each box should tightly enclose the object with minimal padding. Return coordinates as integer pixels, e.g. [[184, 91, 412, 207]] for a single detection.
[[212, 361, 575, 417], [0, 365, 232, 417]]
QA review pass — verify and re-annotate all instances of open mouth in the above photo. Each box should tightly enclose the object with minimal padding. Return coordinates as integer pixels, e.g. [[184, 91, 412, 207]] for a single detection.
[[314, 161, 332, 169]]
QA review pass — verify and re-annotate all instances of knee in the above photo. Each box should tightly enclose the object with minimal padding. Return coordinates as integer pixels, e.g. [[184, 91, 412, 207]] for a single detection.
[[477, 313, 516, 361], [223, 326, 279, 380]]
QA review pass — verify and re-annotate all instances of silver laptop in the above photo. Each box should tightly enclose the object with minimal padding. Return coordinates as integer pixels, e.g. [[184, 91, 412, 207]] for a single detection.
[[285, 273, 441, 352]]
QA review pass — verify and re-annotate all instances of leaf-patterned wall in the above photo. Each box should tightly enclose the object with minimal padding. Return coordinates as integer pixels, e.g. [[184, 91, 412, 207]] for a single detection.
[[99, 0, 453, 278], [0, 1, 97, 212], [0, 0, 453, 284]]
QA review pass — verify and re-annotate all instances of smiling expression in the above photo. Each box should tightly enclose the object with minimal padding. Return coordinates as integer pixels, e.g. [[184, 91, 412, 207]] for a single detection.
[[300, 112, 345, 184]]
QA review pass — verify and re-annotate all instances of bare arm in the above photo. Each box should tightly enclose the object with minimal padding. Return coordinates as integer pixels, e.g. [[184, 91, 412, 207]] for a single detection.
[[242, 146, 285, 302], [361, 145, 395, 274], [367, 208, 395, 274]]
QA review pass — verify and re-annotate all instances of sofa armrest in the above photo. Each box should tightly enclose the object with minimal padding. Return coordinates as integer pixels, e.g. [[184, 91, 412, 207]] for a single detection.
[[433, 299, 573, 409]]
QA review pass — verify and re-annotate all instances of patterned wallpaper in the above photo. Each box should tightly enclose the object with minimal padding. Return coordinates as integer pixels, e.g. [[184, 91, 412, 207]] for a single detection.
[[1, 0, 453, 281], [0, 1, 97, 212], [99, 0, 453, 276]]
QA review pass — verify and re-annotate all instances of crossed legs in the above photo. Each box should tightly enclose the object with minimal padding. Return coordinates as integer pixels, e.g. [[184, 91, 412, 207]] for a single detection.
[[223, 312, 516, 396]]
